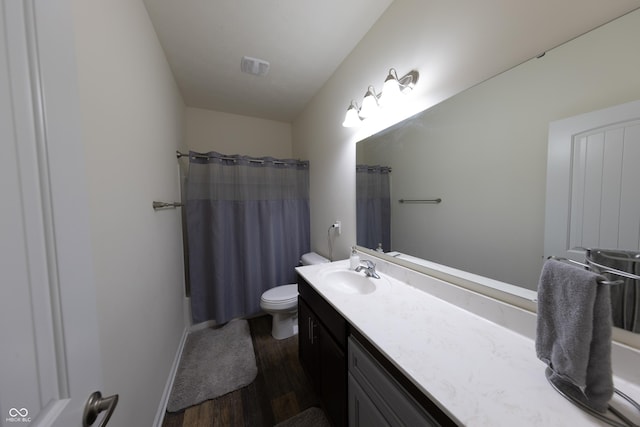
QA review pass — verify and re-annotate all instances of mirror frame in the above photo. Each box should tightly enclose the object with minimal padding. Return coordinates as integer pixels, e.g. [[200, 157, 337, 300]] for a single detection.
[[357, 246, 537, 310]]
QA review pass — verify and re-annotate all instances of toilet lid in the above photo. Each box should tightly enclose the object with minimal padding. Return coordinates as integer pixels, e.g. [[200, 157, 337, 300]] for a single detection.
[[261, 284, 298, 304]]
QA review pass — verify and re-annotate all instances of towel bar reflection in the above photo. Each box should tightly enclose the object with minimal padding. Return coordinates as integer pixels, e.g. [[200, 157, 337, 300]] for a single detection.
[[585, 249, 640, 281], [398, 198, 442, 204], [153, 201, 183, 210], [546, 256, 637, 285]]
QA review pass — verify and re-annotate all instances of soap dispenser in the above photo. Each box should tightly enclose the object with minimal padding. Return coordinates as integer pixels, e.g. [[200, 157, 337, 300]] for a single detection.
[[376, 243, 384, 253], [350, 246, 360, 270]]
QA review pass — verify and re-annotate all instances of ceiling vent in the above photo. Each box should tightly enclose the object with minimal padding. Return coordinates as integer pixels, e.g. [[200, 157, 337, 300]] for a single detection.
[[241, 56, 270, 76]]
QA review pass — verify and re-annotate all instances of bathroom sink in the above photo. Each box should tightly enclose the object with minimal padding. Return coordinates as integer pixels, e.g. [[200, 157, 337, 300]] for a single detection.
[[321, 270, 379, 295]]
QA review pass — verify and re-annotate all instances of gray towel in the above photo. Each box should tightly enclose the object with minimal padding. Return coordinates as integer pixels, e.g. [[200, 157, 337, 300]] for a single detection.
[[535, 259, 613, 413]]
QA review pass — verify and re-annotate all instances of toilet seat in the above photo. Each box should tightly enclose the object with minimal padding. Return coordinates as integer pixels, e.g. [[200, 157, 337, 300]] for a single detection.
[[260, 284, 298, 310]]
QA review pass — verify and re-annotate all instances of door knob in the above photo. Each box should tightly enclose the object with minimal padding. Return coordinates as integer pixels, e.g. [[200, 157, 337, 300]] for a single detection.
[[83, 391, 118, 427]]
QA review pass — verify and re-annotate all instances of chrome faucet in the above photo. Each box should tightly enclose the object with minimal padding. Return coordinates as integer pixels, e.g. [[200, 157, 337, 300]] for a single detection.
[[355, 260, 380, 279]]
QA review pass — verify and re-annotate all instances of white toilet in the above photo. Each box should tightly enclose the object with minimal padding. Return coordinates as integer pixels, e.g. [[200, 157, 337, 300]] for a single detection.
[[260, 252, 329, 339]]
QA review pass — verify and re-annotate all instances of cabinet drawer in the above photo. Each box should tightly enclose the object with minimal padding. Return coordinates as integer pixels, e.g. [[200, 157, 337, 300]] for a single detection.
[[349, 336, 442, 427], [298, 275, 347, 348]]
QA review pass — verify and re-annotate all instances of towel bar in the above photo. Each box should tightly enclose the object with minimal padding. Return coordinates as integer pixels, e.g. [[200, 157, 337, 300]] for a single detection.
[[152, 201, 183, 210], [551, 249, 640, 281], [546, 256, 625, 285], [546, 368, 640, 427], [398, 198, 442, 204]]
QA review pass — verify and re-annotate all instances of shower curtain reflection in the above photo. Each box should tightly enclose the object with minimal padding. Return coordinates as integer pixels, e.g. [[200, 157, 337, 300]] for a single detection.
[[356, 165, 391, 252], [178, 156, 191, 297], [186, 151, 310, 324], [590, 249, 640, 333]]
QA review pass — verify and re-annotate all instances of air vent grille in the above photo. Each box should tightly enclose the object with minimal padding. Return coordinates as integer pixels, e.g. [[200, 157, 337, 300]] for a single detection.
[[241, 56, 270, 76]]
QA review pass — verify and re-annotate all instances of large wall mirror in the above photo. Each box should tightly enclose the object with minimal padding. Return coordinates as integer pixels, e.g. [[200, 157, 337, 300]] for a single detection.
[[356, 10, 640, 334]]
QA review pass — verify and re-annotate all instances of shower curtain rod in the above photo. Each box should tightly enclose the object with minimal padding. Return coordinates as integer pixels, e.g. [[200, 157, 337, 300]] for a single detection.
[[176, 150, 307, 166]]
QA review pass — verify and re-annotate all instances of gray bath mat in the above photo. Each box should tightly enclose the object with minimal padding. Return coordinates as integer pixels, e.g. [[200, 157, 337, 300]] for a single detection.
[[274, 407, 331, 427], [167, 319, 257, 412]]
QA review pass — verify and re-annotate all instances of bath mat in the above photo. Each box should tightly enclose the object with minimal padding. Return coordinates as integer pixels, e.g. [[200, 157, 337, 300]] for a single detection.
[[274, 407, 331, 427], [167, 319, 257, 412]]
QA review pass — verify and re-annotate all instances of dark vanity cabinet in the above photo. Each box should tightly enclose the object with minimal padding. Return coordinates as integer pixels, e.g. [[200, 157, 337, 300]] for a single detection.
[[348, 336, 445, 426], [348, 331, 458, 427], [298, 274, 457, 427], [298, 276, 348, 427]]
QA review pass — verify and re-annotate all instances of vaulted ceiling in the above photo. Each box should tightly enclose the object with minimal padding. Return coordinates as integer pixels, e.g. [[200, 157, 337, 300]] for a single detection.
[[143, 0, 640, 123], [143, 0, 393, 122]]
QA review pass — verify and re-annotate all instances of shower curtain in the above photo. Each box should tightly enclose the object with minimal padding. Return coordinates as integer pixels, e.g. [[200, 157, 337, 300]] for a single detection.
[[186, 151, 310, 324], [356, 165, 391, 252]]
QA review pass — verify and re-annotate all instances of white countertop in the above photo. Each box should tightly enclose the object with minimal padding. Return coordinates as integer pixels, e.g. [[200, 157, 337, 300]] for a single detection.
[[296, 258, 640, 426]]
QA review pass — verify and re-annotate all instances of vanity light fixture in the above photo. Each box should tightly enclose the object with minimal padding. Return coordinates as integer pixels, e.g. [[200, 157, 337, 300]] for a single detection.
[[359, 85, 380, 118], [342, 68, 419, 127], [380, 68, 416, 105], [342, 101, 362, 127], [381, 69, 403, 102]]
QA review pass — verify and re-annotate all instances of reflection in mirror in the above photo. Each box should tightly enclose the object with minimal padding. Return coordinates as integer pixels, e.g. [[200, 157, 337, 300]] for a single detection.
[[588, 250, 640, 333], [355, 9, 640, 333], [356, 164, 390, 252]]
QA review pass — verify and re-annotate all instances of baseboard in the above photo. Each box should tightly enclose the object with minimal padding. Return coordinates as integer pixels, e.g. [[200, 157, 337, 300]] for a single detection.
[[152, 315, 263, 425], [152, 326, 189, 427], [152, 318, 224, 426]]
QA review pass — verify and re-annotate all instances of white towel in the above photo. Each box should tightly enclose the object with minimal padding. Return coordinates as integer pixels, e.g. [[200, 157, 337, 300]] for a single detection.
[[535, 259, 613, 413]]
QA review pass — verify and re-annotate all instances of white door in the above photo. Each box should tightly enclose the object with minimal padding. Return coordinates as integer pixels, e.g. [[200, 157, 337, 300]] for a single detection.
[[1, 1, 113, 426], [544, 99, 640, 261]]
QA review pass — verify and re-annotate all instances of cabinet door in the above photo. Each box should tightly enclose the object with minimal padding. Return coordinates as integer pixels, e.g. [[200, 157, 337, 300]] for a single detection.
[[320, 325, 347, 427], [348, 336, 444, 426], [349, 374, 390, 427], [298, 298, 320, 388]]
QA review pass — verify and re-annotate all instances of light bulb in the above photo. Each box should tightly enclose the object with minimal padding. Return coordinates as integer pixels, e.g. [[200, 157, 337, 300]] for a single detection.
[[380, 74, 402, 106], [342, 102, 361, 127], [359, 86, 379, 118]]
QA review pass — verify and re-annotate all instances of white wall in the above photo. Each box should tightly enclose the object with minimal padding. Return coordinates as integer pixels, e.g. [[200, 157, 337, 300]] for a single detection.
[[357, 8, 640, 290], [293, 2, 640, 268], [293, 0, 566, 261], [186, 107, 292, 157], [70, 0, 186, 425]]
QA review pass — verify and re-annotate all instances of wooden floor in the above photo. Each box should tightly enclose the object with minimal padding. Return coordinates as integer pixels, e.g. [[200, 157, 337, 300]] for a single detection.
[[162, 315, 321, 427]]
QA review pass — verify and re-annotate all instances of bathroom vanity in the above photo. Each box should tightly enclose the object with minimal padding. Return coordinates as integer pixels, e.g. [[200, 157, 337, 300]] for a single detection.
[[298, 275, 454, 426], [296, 256, 640, 426], [298, 277, 348, 426], [347, 333, 451, 426], [299, 271, 457, 426]]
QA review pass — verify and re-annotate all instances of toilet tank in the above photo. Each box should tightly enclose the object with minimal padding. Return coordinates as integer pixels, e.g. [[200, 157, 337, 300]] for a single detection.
[[300, 252, 329, 266]]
